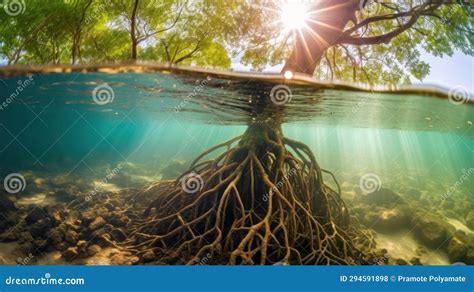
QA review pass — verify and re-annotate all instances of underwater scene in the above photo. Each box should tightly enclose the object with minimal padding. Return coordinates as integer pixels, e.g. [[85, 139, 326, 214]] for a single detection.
[[0, 66, 472, 266]]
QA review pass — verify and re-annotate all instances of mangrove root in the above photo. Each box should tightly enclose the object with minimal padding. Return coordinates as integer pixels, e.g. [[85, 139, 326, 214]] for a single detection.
[[122, 123, 371, 265]]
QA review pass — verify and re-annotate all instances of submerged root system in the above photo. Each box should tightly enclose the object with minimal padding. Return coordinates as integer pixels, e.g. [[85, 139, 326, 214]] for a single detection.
[[121, 123, 372, 265]]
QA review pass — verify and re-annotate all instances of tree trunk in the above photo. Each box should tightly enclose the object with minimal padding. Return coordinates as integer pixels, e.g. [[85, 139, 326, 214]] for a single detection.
[[281, 0, 359, 75], [71, 0, 93, 64], [72, 34, 79, 64], [131, 41, 138, 60], [130, 0, 140, 60]]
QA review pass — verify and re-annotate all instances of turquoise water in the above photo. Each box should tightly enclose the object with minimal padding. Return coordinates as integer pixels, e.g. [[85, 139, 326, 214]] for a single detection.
[[1, 72, 472, 188], [0, 71, 473, 265]]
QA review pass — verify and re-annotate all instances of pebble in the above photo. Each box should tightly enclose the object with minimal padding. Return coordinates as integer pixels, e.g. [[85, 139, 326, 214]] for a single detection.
[[81, 211, 96, 226], [142, 251, 155, 262], [62, 247, 79, 261], [25, 208, 46, 224], [65, 230, 78, 244], [89, 217, 106, 231], [77, 240, 87, 249], [87, 244, 102, 256], [47, 228, 64, 244]]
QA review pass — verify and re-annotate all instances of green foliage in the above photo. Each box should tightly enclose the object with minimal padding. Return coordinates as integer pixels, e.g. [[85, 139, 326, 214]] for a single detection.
[[0, 0, 234, 68], [238, 0, 473, 84], [0, 0, 471, 85]]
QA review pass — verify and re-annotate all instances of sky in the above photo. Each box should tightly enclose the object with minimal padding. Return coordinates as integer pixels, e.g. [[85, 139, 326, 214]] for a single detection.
[[417, 50, 473, 93], [232, 49, 473, 93]]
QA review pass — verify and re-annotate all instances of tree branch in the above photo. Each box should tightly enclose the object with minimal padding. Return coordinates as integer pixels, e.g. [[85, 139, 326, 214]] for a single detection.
[[174, 42, 202, 64], [340, 14, 420, 45], [339, 0, 449, 45], [136, 4, 184, 43]]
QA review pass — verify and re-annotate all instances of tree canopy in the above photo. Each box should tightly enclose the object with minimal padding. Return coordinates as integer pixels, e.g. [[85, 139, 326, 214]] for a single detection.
[[0, 0, 472, 84]]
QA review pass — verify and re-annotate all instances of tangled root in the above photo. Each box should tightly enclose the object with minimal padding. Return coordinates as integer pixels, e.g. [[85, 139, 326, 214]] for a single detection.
[[122, 123, 371, 265]]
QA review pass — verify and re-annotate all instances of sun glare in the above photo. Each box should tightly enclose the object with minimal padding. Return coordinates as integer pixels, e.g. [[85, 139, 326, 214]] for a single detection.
[[280, 1, 310, 30]]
